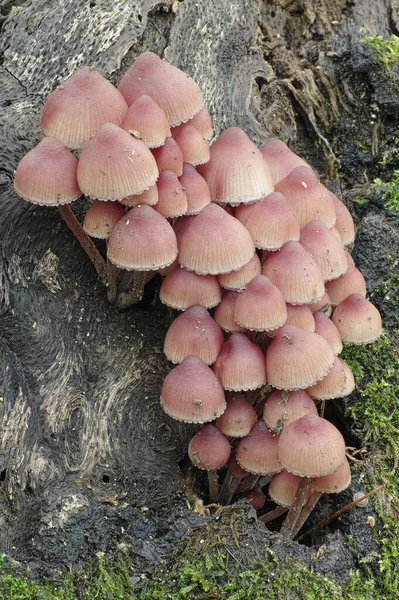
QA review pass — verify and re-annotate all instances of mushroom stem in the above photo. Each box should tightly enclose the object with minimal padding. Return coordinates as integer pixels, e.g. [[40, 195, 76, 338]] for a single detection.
[[291, 490, 323, 538], [106, 258, 118, 304], [296, 484, 384, 542], [208, 470, 219, 503], [236, 474, 259, 493], [115, 270, 154, 308], [219, 472, 242, 505], [258, 474, 273, 489], [259, 505, 288, 524], [320, 399, 326, 418], [280, 476, 312, 538], [58, 204, 108, 285]]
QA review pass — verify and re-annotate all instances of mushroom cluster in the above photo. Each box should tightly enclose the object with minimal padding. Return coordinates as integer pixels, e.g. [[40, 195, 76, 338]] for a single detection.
[[13, 53, 212, 305], [155, 102, 381, 537], [13, 52, 382, 538]]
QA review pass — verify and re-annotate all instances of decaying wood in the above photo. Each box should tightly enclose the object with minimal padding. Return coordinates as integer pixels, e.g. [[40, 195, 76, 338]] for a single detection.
[[0, 0, 398, 578]]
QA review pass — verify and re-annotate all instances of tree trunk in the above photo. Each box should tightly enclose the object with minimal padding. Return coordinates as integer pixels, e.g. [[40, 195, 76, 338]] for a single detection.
[[0, 0, 398, 579]]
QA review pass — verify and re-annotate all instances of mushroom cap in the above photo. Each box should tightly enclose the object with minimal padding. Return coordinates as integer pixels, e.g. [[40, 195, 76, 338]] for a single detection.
[[307, 291, 332, 317], [269, 470, 308, 507], [332, 293, 382, 344], [235, 191, 300, 250], [261, 139, 309, 185], [152, 137, 184, 177], [154, 170, 188, 218], [269, 303, 315, 338], [77, 123, 158, 200], [179, 163, 211, 215], [233, 274, 288, 331], [122, 183, 159, 207], [215, 393, 257, 438], [236, 420, 281, 475], [261, 241, 325, 305], [83, 200, 126, 239], [345, 250, 356, 268], [217, 254, 261, 292], [245, 487, 266, 510], [313, 311, 343, 355], [262, 389, 318, 432], [172, 106, 213, 142], [118, 51, 204, 126], [213, 333, 267, 391], [173, 125, 210, 166], [161, 356, 226, 424], [197, 127, 274, 205], [188, 424, 231, 470], [326, 267, 367, 307], [121, 95, 171, 148], [163, 305, 224, 365], [299, 220, 348, 282], [330, 192, 355, 246], [41, 66, 128, 150], [311, 457, 351, 493], [213, 291, 246, 333], [226, 454, 250, 479], [277, 414, 346, 477], [275, 166, 336, 228], [307, 357, 355, 400], [107, 205, 178, 271], [265, 324, 335, 390], [14, 137, 81, 206], [178, 203, 255, 275], [159, 267, 221, 311]]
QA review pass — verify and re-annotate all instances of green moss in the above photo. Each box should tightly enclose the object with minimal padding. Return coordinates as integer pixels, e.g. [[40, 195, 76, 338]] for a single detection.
[[364, 35, 399, 66], [355, 141, 370, 154], [0, 504, 394, 600], [341, 332, 399, 598], [352, 197, 369, 206], [0, 555, 74, 599], [372, 172, 399, 213]]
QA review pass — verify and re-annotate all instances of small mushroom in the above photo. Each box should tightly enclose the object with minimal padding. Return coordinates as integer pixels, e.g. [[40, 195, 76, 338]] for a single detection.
[[163, 305, 224, 365], [277, 414, 346, 537], [188, 424, 231, 503], [160, 355, 226, 424], [332, 293, 382, 344], [13, 137, 108, 285]]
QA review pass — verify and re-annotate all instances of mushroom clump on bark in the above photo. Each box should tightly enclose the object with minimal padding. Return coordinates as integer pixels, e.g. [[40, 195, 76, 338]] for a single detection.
[[13, 51, 382, 533]]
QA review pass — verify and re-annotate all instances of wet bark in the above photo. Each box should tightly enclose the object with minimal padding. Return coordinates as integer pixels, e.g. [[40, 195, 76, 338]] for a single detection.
[[0, 0, 398, 578]]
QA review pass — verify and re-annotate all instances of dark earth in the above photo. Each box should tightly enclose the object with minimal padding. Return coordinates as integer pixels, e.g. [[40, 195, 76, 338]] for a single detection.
[[0, 0, 398, 587]]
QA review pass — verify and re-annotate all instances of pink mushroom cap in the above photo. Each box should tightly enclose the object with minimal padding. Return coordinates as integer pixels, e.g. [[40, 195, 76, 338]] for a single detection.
[[213, 333, 267, 391], [188, 424, 231, 470], [265, 324, 335, 390]]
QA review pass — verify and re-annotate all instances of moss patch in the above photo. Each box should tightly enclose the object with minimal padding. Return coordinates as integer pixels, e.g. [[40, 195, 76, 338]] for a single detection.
[[341, 332, 399, 597], [363, 35, 399, 67], [372, 172, 399, 213]]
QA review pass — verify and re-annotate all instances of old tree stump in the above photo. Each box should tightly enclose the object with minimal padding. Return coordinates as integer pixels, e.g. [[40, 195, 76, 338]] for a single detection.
[[0, 0, 398, 593]]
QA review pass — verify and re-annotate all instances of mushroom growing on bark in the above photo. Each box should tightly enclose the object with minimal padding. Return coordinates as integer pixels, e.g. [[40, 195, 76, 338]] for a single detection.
[[277, 414, 346, 537], [14, 137, 109, 285], [188, 424, 231, 503], [107, 205, 178, 307], [41, 66, 128, 150]]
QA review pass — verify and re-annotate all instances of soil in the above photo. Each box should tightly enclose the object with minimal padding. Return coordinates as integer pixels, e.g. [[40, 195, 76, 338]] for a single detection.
[[0, 0, 398, 590]]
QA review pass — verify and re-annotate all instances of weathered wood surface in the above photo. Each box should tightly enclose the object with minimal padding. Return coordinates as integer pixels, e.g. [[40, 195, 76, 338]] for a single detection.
[[0, 0, 398, 578]]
